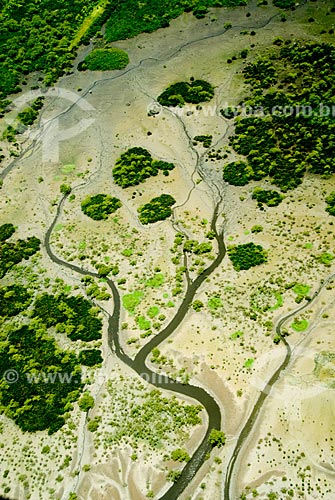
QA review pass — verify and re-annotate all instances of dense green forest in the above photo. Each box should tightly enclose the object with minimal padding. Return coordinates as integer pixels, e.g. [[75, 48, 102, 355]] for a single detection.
[[227, 41, 335, 191], [81, 193, 122, 220], [32, 293, 103, 341], [78, 48, 129, 71], [0, 321, 83, 433], [228, 243, 267, 271], [157, 79, 214, 107], [0, 235, 40, 278], [0, 0, 102, 102], [138, 194, 176, 224], [113, 147, 175, 187], [104, 0, 247, 42]]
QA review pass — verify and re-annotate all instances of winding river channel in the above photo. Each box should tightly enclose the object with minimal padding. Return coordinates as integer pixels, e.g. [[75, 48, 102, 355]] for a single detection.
[[45, 192, 335, 500]]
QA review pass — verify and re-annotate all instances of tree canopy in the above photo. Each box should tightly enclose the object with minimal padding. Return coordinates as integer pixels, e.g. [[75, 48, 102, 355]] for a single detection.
[[81, 194, 122, 220], [228, 243, 267, 271], [157, 79, 214, 107], [138, 194, 176, 224], [113, 147, 175, 188]]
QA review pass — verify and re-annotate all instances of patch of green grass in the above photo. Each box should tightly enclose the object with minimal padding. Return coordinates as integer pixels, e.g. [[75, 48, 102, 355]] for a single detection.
[[230, 331, 244, 340], [136, 316, 151, 330], [244, 358, 254, 368], [207, 296, 223, 310], [54, 224, 63, 232], [146, 273, 164, 288], [293, 284, 310, 296], [122, 248, 133, 257], [60, 164, 76, 174], [147, 306, 159, 318], [304, 242, 313, 249], [270, 292, 283, 310], [317, 252, 334, 267], [291, 319, 309, 332], [122, 291, 143, 314]]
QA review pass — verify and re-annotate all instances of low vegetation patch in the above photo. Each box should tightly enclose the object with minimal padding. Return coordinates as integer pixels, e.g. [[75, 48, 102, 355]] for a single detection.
[[291, 319, 309, 332], [122, 291, 144, 314], [102, 378, 203, 449], [79, 48, 129, 71]]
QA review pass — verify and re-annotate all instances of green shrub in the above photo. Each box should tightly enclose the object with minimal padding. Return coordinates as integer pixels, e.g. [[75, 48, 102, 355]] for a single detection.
[[193, 135, 212, 147], [0, 235, 40, 278], [171, 448, 190, 462], [228, 42, 335, 191], [251, 225, 263, 233], [325, 191, 335, 216], [79, 48, 129, 71], [78, 392, 94, 411], [273, 0, 295, 8], [192, 300, 204, 311], [105, 0, 247, 43], [208, 429, 226, 447]]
